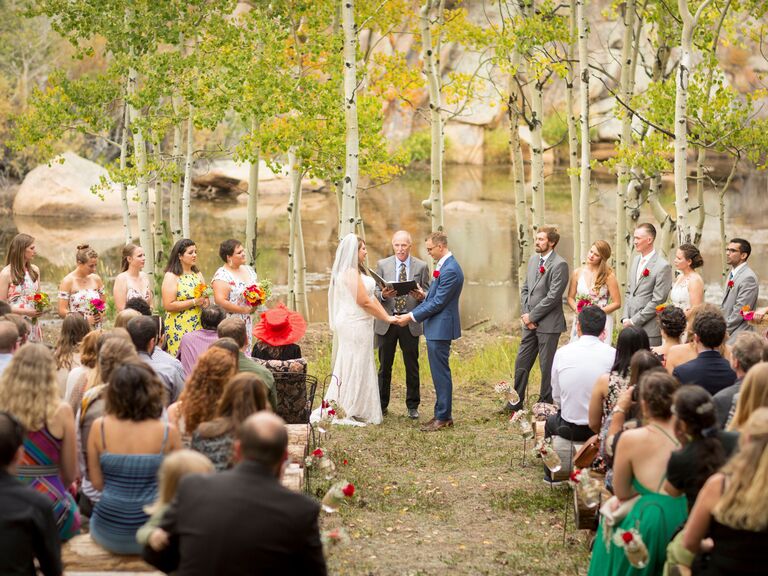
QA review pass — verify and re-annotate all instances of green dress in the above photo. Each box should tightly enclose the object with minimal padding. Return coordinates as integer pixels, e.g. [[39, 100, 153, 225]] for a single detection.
[[165, 273, 202, 357], [588, 478, 687, 576]]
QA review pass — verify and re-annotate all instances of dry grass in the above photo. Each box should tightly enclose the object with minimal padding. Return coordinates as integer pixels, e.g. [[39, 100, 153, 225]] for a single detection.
[[304, 324, 592, 575]]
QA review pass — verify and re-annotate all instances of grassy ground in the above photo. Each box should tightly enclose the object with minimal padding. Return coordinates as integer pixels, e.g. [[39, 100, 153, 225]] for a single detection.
[[303, 324, 591, 576]]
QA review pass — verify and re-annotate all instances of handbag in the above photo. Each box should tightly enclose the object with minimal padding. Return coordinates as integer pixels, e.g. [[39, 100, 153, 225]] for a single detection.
[[574, 434, 600, 468]]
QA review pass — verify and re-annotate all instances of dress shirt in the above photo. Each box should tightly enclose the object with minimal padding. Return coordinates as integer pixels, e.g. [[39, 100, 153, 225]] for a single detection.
[[177, 329, 219, 375], [636, 249, 656, 282], [538, 250, 553, 267], [140, 349, 186, 404], [551, 335, 616, 425], [728, 261, 747, 281], [0, 471, 62, 576]]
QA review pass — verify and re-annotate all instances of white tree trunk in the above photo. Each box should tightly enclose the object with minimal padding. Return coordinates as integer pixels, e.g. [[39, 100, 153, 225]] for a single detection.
[[576, 0, 590, 258], [245, 118, 260, 268], [119, 100, 132, 244], [509, 76, 529, 285], [181, 104, 194, 239], [170, 95, 183, 243], [127, 66, 155, 282], [530, 78, 545, 232], [339, 0, 360, 237], [566, 0, 581, 269], [287, 148, 299, 311], [420, 0, 445, 232]]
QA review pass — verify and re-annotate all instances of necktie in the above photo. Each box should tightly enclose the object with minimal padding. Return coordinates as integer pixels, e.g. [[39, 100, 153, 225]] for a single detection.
[[395, 262, 407, 313], [538, 257, 545, 270]]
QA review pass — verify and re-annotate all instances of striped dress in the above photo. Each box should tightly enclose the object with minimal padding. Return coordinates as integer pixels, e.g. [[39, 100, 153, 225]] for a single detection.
[[89, 422, 167, 555], [17, 426, 81, 540]]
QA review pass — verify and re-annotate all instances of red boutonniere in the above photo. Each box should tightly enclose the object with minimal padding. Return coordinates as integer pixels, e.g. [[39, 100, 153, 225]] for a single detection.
[[642, 268, 650, 277], [727, 280, 734, 289], [539, 266, 546, 275], [433, 270, 440, 279]]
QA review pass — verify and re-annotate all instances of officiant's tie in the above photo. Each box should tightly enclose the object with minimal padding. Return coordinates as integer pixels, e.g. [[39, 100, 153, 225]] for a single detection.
[[395, 263, 407, 313]]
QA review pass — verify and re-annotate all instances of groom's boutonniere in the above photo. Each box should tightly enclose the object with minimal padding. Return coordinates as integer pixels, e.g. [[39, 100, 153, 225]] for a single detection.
[[539, 266, 546, 275], [433, 270, 440, 278], [642, 268, 650, 277]]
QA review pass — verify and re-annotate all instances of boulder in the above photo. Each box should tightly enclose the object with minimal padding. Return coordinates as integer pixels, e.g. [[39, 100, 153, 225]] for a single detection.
[[444, 122, 485, 165], [193, 160, 322, 199], [13, 152, 142, 218]]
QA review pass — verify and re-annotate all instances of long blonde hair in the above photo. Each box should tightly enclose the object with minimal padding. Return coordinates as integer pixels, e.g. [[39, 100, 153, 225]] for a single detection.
[[729, 362, 768, 431], [145, 449, 213, 514], [714, 407, 768, 531], [591, 240, 613, 291], [85, 331, 136, 392], [0, 343, 60, 431]]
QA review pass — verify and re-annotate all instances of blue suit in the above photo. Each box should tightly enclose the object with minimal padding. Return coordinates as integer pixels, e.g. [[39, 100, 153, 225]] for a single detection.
[[411, 254, 464, 421]]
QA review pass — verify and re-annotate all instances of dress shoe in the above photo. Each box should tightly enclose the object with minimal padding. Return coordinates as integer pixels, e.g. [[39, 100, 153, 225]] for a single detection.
[[407, 408, 420, 419], [421, 419, 453, 432], [382, 407, 388, 416]]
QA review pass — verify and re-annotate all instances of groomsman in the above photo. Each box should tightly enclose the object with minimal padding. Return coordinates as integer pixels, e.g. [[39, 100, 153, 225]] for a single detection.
[[722, 237, 758, 344], [512, 226, 569, 408], [622, 223, 673, 347], [374, 231, 431, 419]]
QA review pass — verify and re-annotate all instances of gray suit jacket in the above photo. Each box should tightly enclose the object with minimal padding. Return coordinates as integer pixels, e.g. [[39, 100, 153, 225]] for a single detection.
[[623, 252, 673, 339], [722, 264, 758, 343], [520, 251, 568, 334], [374, 255, 431, 337]]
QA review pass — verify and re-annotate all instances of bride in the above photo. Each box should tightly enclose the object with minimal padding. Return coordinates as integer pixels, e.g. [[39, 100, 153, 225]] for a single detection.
[[314, 233, 396, 426]]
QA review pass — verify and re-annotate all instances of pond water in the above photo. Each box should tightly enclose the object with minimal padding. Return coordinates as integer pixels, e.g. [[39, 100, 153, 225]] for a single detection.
[[2, 164, 767, 327]]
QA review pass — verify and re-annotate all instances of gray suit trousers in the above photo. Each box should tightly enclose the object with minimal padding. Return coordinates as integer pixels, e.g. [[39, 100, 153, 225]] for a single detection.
[[513, 328, 559, 406]]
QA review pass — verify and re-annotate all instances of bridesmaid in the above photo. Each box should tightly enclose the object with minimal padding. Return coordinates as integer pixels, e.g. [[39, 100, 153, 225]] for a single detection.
[[58, 245, 105, 328], [212, 239, 258, 349], [0, 233, 44, 342], [113, 244, 152, 312], [162, 239, 208, 357], [566, 240, 621, 342]]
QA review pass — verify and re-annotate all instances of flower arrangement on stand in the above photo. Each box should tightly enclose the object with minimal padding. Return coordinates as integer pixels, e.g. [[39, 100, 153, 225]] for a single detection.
[[613, 527, 649, 568], [493, 380, 520, 407], [305, 448, 337, 481], [321, 481, 355, 513], [569, 468, 602, 508], [321, 526, 350, 548], [27, 291, 50, 324], [539, 442, 562, 473], [509, 409, 534, 439]]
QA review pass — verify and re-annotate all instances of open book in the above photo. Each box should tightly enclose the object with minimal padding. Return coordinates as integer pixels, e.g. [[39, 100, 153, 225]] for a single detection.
[[368, 268, 418, 296]]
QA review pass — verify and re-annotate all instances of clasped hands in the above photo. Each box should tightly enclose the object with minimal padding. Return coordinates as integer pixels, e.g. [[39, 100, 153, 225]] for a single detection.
[[521, 313, 537, 330]]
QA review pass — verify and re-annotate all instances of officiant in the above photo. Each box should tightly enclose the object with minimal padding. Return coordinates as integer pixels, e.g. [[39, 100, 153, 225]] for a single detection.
[[374, 230, 431, 419]]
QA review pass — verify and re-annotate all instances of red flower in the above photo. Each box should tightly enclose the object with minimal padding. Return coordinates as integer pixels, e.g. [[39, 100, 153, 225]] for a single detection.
[[33, 293, 42, 302], [433, 270, 440, 278], [328, 409, 336, 416], [539, 266, 546, 275], [621, 531, 634, 544], [342, 483, 355, 497], [569, 470, 581, 482], [642, 268, 650, 277], [727, 280, 734, 289], [322, 400, 330, 409], [343, 459, 348, 465], [312, 448, 324, 457]]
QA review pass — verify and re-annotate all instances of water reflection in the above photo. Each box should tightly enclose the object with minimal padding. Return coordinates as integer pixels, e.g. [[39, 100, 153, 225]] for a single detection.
[[2, 166, 766, 325]]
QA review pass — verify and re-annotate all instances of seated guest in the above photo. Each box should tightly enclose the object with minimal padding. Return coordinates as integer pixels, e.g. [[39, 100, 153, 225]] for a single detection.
[[124, 296, 152, 316], [651, 305, 687, 366], [77, 336, 139, 513], [127, 316, 185, 404], [587, 370, 686, 576], [682, 407, 768, 575], [64, 329, 101, 411], [167, 347, 237, 444], [663, 386, 738, 573], [114, 308, 141, 329], [251, 303, 306, 361], [727, 362, 768, 432], [143, 412, 326, 575], [714, 332, 764, 428], [0, 344, 80, 540], [87, 362, 181, 554], [545, 306, 616, 442], [666, 303, 722, 373], [217, 317, 277, 410], [191, 373, 270, 471], [1, 312, 29, 346], [177, 305, 225, 374], [0, 412, 62, 576], [0, 300, 11, 315], [0, 320, 19, 375], [53, 313, 90, 397], [672, 308, 736, 395]]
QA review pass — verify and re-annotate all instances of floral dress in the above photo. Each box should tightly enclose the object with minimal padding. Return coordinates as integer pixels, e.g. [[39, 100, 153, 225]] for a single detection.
[[165, 273, 202, 357], [592, 371, 630, 476], [212, 265, 257, 349], [570, 270, 612, 343], [59, 287, 105, 329], [7, 268, 43, 342]]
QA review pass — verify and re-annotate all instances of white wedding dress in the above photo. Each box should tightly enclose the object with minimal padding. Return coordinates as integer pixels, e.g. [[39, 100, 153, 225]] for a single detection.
[[311, 234, 382, 426], [670, 275, 692, 311]]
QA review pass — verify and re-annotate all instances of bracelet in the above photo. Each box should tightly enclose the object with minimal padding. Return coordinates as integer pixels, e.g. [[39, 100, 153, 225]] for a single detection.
[[612, 406, 626, 416]]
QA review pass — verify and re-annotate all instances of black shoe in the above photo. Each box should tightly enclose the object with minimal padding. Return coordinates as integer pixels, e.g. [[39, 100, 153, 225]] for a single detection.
[[382, 407, 388, 416], [407, 408, 419, 419]]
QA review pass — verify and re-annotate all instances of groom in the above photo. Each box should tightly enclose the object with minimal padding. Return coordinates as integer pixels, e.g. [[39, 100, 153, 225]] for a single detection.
[[394, 231, 464, 432]]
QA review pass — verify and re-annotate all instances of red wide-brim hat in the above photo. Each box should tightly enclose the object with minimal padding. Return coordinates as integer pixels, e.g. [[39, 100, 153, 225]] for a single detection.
[[252, 303, 307, 347]]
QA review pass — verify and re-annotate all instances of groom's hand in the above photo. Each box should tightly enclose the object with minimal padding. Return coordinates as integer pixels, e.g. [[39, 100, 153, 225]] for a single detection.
[[393, 314, 411, 326]]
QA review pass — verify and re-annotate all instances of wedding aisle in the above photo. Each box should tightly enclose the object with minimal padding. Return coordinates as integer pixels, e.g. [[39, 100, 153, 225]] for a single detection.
[[305, 324, 591, 575]]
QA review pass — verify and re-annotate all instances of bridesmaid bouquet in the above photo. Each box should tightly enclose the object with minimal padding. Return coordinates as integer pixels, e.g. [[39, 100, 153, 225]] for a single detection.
[[243, 280, 272, 307], [575, 293, 595, 312], [321, 481, 355, 513], [740, 305, 763, 323], [88, 298, 106, 315], [27, 291, 50, 324], [193, 283, 214, 299], [613, 528, 649, 568]]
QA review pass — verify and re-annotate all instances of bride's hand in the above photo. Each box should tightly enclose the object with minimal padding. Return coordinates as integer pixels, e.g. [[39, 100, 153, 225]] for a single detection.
[[387, 315, 397, 324]]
